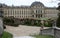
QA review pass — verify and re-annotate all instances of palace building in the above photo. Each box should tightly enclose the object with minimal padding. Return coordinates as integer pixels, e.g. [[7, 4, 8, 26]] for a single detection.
[[0, 1, 59, 20]]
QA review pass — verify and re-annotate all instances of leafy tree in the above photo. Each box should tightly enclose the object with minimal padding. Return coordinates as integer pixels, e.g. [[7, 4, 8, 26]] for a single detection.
[[56, 5, 60, 27]]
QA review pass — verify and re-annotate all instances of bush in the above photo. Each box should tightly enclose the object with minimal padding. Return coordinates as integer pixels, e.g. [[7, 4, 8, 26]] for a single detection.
[[44, 22, 52, 27], [3, 17, 14, 25], [11, 23, 19, 27], [56, 13, 60, 27], [21, 20, 52, 27], [57, 5, 60, 27], [2, 31, 13, 38], [3, 17, 19, 27]]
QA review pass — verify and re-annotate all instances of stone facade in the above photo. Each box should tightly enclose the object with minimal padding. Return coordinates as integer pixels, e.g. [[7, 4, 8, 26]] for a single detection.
[[0, 1, 59, 20]]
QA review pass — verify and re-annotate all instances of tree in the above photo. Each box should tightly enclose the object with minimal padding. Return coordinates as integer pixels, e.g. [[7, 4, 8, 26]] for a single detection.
[[3, 17, 14, 25], [56, 3, 60, 27]]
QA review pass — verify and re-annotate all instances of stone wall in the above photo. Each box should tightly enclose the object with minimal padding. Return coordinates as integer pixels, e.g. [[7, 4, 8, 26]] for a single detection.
[[55, 28, 60, 38], [41, 28, 54, 36], [41, 28, 60, 38]]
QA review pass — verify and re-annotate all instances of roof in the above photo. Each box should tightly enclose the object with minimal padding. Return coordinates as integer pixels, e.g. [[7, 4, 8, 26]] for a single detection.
[[0, 3, 7, 7], [45, 7, 57, 9], [31, 1, 44, 7]]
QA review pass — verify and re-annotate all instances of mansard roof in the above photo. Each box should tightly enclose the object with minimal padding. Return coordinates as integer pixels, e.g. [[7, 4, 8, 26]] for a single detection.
[[45, 7, 57, 9]]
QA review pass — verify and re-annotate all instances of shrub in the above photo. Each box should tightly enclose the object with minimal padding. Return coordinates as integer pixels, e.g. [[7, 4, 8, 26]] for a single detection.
[[11, 23, 19, 27], [2, 31, 13, 38], [3, 17, 19, 27], [44, 22, 52, 27], [3, 17, 14, 25]]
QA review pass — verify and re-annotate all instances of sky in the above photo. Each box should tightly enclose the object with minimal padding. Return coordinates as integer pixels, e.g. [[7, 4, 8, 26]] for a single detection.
[[0, 0, 60, 7]]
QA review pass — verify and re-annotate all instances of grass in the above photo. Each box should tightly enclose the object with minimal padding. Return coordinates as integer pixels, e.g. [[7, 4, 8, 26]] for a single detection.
[[31, 35, 54, 38], [2, 31, 13, 38]]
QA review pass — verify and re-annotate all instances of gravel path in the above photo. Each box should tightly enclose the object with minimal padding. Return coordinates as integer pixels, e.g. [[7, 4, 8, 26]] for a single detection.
[[4, 25, 40, 36], [4, 25, 50, 38]]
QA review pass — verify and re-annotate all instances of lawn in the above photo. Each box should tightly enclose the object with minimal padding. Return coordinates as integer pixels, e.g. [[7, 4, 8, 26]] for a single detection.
[[2, 31, 13, 38], [32, 35, 54, 38]]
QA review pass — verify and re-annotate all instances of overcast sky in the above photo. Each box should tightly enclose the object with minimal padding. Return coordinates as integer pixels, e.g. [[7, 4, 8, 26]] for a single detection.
[[0, 0, 60, 7]]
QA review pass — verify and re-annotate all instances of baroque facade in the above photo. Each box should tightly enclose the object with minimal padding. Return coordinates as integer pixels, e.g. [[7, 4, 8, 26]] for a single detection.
[[0, 1, 59, 20]]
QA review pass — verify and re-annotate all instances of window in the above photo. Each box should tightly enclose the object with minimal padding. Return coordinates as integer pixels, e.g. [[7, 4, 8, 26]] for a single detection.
[[32, 15, 34, 17], [22, 11, 23, 14], [36, 15, 37, 17], [13, 10, 14, 15], [41, 14, 42, 17], [36, 10, 37, 13], [41, 11, 42, 13], [22, 16, 23, 17], [0, 11, 3, 17], [36, 9, 42, 14]]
